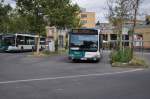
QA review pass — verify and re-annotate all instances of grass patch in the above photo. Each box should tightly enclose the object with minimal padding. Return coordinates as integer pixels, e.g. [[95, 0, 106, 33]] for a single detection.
[[111, 48, 148, 68], [112, 56, 148, 68], [129, 57, 148, 68], [30, 50, 67, 57]]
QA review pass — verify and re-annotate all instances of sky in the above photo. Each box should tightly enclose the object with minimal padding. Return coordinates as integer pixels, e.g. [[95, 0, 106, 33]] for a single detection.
[[73, 0, 150, 22], [73, 0, 107, 22], [4, 0, 150, 23]]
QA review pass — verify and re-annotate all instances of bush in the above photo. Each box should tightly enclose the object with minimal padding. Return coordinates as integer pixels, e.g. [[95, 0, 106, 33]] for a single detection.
[[111, 48, 132, 63]]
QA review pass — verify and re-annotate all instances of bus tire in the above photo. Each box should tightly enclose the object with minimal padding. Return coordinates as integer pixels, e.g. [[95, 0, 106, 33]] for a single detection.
[[72, 59, 79, 63], [94, 59, 100, 63], [21, 46, 24, 52], [32, 47, 35, 52]]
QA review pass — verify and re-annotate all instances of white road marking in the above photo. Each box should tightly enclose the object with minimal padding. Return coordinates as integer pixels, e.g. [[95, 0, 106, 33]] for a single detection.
[[0, 69, 144, 84]]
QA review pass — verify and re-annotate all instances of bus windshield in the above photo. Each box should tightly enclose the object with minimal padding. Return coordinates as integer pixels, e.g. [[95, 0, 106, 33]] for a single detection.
[[3, 36, 15, 46], [70, 34, 98, 51]]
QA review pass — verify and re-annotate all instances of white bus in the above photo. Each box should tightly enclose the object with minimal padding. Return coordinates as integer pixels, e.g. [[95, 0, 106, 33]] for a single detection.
[[3, 34, 46, 52], [68, 28, 103, 62]]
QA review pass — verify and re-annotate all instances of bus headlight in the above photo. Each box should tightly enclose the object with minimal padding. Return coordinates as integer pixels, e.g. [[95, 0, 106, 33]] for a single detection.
[[69, 54, 74, 57]]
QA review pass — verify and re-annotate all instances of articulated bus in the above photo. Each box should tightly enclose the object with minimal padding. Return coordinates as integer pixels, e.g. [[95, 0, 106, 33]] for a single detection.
[[0, 34, 3, 51], [68, 28, 103, 62], [1, 34, 46, 52], [0, 34, 2, 45]]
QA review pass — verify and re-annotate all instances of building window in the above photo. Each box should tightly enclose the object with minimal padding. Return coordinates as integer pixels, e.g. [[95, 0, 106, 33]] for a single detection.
[[81, 14, 87, 18], [102, 34, 108, 41], [17, 36, 25, 45], [110, 34, 117, 40], [122, 35, 129, 46], [123, 35, 129, 40], [81, 20, 87, 25]]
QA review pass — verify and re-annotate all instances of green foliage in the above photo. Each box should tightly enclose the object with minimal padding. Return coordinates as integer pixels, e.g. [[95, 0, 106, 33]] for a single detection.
[[43, 0, 80, 28], [16, 0, 80, 32], [16, 0, 46, 35], [111, 48, 132, 63], [0, 1, 12, 33], [0, 0, 80, 34], [8, 12, 30, 33]]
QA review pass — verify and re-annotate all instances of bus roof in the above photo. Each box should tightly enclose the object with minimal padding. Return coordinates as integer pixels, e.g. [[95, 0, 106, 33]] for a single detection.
[[2, 34, 39, 38], [72, 28, 98, 31], [15, 34, 39, 37]]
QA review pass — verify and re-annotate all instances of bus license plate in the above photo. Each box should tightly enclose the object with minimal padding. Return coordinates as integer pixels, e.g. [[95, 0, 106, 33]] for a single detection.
[[81, 58, 87, 60]]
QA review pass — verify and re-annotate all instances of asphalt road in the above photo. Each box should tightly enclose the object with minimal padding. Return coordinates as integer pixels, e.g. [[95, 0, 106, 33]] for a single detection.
[[0, 51, 150, 99]]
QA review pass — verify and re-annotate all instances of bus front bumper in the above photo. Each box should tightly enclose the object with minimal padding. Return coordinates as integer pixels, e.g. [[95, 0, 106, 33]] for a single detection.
[[69, 51, 101, 61], [69, 56, 100, 61]]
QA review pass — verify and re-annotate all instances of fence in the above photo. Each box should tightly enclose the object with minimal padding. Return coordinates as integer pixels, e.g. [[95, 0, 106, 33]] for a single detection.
[[102, 40, 150, 52]]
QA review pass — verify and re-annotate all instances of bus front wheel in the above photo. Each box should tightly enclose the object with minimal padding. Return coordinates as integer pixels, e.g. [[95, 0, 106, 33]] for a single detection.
[[21, 46, 24, 52], [93, 58, 100, 63], [32, 47, 35, 52], [72, 59, 79, 63]]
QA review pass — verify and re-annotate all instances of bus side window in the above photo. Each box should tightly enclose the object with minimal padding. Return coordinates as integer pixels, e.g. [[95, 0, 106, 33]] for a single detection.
[[17, 36, 25, 45], [40, 38, 46, 45], [25, 37, 29, 45], [26, 37, 34, 45], [30, 37, 35, 45]]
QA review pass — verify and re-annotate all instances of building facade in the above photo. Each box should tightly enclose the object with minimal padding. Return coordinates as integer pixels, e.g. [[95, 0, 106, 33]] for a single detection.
[[96, 19, 150, 50], [96, 22, 130, 49], [46, 26, 69, 51], [79, 9, 96, 28], [134, 25, 150, 49]]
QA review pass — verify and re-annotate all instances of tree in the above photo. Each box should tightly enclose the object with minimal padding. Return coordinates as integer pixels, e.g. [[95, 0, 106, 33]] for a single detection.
[[106, 0, 141, 52], [43, 0, 80, 28], [107, 0, 140, 59], [107, 0, 132, 50], [3, 9, 30, 33], [16, 0, 80, 30], [0, 0, 12, 33], [43, 0, 80, 51], [16, 0, 80, 53], [16, 0, 49, 54]]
